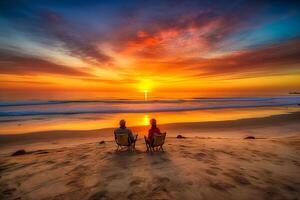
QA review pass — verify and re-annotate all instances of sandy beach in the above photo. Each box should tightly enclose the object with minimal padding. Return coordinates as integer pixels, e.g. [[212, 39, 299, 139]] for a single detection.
[[0, 112, 300, 200]]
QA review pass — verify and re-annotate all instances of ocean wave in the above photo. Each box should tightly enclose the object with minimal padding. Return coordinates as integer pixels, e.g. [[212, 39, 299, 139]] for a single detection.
[[0, 101, 298, 117], [0, 96, 299, 107]]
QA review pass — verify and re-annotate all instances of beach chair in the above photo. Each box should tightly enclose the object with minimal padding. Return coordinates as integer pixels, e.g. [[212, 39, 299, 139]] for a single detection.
[[114, 133, 137, 151], [145, 132, 166, 152]]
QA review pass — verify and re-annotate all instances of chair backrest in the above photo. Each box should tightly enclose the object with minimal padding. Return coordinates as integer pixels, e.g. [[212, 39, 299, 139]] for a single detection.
[[115, 133, 129, 146], [152, 132, 166, 147]]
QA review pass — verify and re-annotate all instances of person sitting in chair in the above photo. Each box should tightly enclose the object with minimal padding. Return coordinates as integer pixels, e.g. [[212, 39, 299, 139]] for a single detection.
[[144, 118, 161, 149], [114, 119, 137, 146]]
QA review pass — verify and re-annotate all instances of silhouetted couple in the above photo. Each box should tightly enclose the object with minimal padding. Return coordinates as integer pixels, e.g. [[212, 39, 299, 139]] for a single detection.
[[114, 118, 162, 151]]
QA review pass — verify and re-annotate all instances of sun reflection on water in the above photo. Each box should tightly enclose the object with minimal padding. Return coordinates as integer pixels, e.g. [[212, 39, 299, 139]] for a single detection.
[[143, 114, 150, 125]]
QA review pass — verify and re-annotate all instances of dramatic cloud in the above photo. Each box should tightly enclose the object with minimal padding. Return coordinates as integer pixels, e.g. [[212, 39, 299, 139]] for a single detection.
[[195, 38, 300, 78], [0, 8, 111, 64], [40, 12, 111, 64], [0, 51, 90, 76], [105, 0, 268, 58]]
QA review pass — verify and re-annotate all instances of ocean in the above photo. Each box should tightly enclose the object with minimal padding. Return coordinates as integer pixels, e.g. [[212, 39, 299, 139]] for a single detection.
[[0, 96, 299, 134]]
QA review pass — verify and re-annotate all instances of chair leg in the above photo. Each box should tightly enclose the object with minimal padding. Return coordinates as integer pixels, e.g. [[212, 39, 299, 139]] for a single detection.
[[144, 138, 150, 152], [160, 146, 164, 152], [134, 135, 138, 150], [145, 144, 149, 152], [131, 145, 134, 152], [133, 141, 136, 150]]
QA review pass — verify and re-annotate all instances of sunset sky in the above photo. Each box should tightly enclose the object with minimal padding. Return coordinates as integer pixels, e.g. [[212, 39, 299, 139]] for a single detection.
[[0, 0, 300, 100]]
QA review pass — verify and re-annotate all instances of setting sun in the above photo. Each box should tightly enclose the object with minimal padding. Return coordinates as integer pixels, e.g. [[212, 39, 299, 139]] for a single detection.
[[139, 79, 153, 92], [138, 79, 154, 100]]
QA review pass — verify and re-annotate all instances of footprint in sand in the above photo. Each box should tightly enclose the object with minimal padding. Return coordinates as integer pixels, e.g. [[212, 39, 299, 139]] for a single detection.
[[282, 184, 296, 192], [153, 176, 170, 184], [127, 187, 147, 200], [66, 179, 83, 189], [223, 171, 251, 185], [151, 161, 160, 165], [292, 160, 300, 166], [149, 176, 177, 199], [79, 155, 89, 160], [152, 184, 169, 193], [186, 181, 194, 185], [210, 181, 235, 192], [249, 175, 259, 180], [53, 160, 71, 169], [262, 186, 286, 199], [237, 157, 249, 161], [192, 152, 207, 161], [46, 160, 56, 164], [106, 172, 124, 180], [134, 157, 142, 162], [2, 188, 16, 196], [210, 166, 222, 171], [89, 190, 108, 200], [160, 156, 171, 162], [66, 180, 76, 186], [206, 169, 218, 176], [0, 163, 15, 172], [130, 177, 145, 186]]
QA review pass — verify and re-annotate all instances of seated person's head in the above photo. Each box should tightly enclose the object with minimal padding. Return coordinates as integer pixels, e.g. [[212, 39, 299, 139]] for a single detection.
[[150, 118, 157, 128], [119, 119, 126, 128]]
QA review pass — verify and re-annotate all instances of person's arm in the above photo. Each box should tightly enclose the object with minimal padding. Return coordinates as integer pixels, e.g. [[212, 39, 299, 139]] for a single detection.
[[128, 129, 134, 142], [157, 128, 161, 134]]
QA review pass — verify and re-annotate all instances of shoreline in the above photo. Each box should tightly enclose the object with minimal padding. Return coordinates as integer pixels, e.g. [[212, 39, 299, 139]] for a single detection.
[[1, 112, 299, 148]]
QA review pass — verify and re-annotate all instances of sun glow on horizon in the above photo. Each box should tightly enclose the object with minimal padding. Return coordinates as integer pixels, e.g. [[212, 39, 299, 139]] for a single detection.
[[143, 114, 150, 125], [139, 79, 154, 100]]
